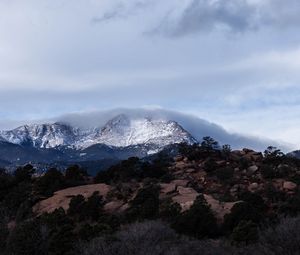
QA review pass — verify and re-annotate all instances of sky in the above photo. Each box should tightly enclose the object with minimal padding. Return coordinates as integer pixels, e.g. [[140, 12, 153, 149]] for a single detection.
[[1, 0, 300, 148]]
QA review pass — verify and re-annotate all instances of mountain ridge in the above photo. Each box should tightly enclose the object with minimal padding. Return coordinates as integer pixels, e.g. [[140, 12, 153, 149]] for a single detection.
[[0, 114, 196, 151]]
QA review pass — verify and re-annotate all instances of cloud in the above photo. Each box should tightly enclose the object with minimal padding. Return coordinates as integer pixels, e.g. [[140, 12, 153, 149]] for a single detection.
[[154, 0, 258, 37], [92, 1, 153, 23], [55, 107, 289, 152]]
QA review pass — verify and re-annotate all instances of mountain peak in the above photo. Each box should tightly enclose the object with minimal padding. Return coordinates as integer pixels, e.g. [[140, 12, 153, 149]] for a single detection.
[[0, 114, 196, 153]]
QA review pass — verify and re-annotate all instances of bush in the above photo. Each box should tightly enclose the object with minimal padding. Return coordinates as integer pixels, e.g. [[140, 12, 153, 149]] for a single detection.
[[40, 208, 75, 255], [172, 195, 218, 239], [0, 221, 8, 250], [257, 216, 300, 255], [77, 221, 177, 255], [238, 192, 267, 213], [231, 220, 258, 245], [223, 202, 262, 233], [14, 164, 35, 183], [94, 157, 140, 184], [77, 223, 113, 241], [84, 192, 104, 221], [279, 192, 300, 216], [68, 195, 85, 218], [261, 164, 277, 179], [159, 198, 181, 221], [77, 221, 236, 255], [204, 158, 218, 173], [34, 168, 65, 197], [215, 167, 234, 182], [65, 165, 87, 186], [201, 137, 219, 152], [7, 220, 47, 255], [68, 192, 104, 222], [125, 185, 160, 222]]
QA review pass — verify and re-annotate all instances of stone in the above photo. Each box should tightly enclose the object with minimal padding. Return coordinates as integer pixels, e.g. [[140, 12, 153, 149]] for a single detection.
[[248, 165, 259, 174], [160, 183, 176, 194], [104, 201, 125, 213], [33, 184, 111, 216], [283, 181, 297, 191], [174, 155, 184, 162], [175, 162, 186, 169], [177, 186, 196, 195], [248, 183, 259, 192], [172, 187, 199, 211], [186, 168, 196, 173], [172, 179, 189, 187], [272, 179, 284, 190]]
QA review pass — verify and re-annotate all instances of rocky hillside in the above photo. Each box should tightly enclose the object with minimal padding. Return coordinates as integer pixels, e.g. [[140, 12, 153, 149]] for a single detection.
[[33, 145, 300, 222], [3, 141, 300, 255]]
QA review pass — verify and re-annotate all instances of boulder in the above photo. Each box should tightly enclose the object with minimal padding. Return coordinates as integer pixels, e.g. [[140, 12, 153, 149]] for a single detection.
[[160, 183, 177, 194], [174, 155, 184, 162], [172, 187, 199, 211], [248, 183, 259, 192], [186, 168, 196, 173], [172, 179, 189, 187], [204, 194, 241, 221], [33, 184, 111, 216], [104, 201, 125, 213], [248, 165, 259, 174], [175, 161, 186, 169], [283, 181, 297, 191]]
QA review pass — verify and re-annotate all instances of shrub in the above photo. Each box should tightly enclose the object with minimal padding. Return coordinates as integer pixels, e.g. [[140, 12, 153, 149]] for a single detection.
[[34, 168, 65, 197], [279, 191, 300, 216], [68, 192, 104, 222], [65, 165, 87, 186], [68, 195, 85, 218], [215, 167, 234, 182], [159, 198, 181, 221], [172, 195, 218, 239], [84, 192, 104, 221], [0, 221, 8, 250], [223, 202, 262, 233], [77, 223, 113, 241], [14, 164, 35, 183], [261, 164, 276, 179], [40, 208, 75, 255], [125, 185, 160, 222], [7, 220, 47, 255], [257, 216, 300, 255], [231, 220, 258, 245], [204, 158, 218, 173], [238, 192, 267, 213], [94, 157, 140, 184], [201, 137, 219, 152], [77, 221, 177, 255], [222, 144, 232, 159]]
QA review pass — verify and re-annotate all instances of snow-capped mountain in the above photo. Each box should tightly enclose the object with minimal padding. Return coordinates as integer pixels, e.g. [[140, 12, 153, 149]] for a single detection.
[[0, 123, 80, 148], [76, 114, 196, 149], [0, 114, 196, 153]]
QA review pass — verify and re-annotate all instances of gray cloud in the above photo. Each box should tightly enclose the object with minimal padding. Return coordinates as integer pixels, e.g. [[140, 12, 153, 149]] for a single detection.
[[92, 1, 152, 23], [56, 108, 290, 152], [155, 0, 258, 37], [89, 0, 300, 37]]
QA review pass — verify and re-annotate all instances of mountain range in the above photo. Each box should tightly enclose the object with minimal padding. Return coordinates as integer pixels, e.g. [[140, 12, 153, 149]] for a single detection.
[[0, 114, 196, 173], [0, 109, 291, 174]]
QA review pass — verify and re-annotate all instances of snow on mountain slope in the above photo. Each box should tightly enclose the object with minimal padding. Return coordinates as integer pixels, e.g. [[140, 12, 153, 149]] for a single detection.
[[0, 114, 197, 152], [76, 114, 196, 149], [0, 123, 80, 148]]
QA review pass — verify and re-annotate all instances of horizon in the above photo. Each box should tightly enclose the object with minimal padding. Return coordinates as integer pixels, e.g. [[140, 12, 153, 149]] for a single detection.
[[1, 1, 300, 149], [0, 107, 293, 152]]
